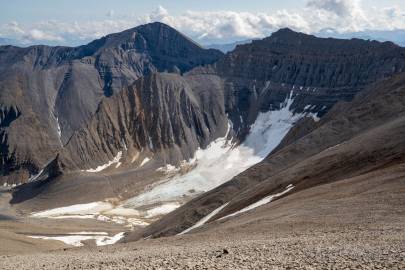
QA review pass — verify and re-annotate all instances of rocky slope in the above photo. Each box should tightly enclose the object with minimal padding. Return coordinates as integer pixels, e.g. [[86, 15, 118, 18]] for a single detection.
[[125, 71, 405, 240], [0, 22, 223, 184], [61, 72, 227, 171], [41, 28, 405, 174]]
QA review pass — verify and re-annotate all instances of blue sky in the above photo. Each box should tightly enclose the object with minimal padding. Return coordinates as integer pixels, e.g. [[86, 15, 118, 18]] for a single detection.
[[1, 0, 303, 24], [1, 0, 405, 46], [0, 0, 402, 23]]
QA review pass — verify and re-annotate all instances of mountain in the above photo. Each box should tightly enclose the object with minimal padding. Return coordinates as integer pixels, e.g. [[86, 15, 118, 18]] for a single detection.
[[118, 28, 405, 239], [37, 28, 405, 175], [2, 25, 405, 264], [0, 22, 223, 185], [125, 69, 405, 240], [60, 72, 228, 171], [316, 28, 405, 47], [8, 27, 405, 219]]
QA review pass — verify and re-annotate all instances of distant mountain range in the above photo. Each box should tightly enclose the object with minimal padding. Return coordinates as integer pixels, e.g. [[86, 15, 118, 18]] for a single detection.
[[206, 39, 254, 53], [1, 29, 405, 50]]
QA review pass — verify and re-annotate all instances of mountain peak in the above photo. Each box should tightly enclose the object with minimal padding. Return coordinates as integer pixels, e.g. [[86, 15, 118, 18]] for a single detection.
[[269, 28, 314, 41]]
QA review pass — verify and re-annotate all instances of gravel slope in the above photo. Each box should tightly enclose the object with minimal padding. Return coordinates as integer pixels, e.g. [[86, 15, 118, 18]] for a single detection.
[[2, 163, 404, 269]]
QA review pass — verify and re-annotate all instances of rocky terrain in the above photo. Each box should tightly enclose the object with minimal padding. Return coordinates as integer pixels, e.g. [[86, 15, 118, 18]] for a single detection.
[[1, 161, 404, 269], [1, 23, 405, 269], [126, 55, 405, 241]]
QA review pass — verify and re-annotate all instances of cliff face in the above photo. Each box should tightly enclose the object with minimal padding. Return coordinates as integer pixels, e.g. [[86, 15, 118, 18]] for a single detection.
[[52, 28, 405, 178], [0, 23, 223, 184], [61, 73, 227, 171], [210, 28, 405, 138], [125, 72, 405, 240]]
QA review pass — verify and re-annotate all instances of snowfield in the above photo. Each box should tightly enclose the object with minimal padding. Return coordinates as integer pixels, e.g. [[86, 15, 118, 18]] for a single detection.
[[124, 91, 311, 210], [28, 232, 125, 247], [30, 202, 182, 228], [31, 202, 112, 218]]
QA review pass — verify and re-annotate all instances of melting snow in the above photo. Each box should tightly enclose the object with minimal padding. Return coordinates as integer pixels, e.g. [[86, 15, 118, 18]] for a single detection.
[[221, 184, 294, 220], [124, 91, 306, 209], [156, 164, 180, 174], [31, 202, 112, 218], [85, 151, 122, 172], [178, 203, 229, 235], [28, 232, 124, 247], [145, 202, 181, 218], [29, 201, 163, 228]]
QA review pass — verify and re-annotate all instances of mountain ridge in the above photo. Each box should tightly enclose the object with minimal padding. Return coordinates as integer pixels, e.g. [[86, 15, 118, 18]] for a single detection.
[[0, 22, 223, 184]]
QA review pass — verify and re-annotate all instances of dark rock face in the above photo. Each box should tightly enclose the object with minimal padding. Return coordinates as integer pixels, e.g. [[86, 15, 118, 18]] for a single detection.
[[61, 72, 227, 170], [0, 22, 223, 184], [210, 28, 405, 139]]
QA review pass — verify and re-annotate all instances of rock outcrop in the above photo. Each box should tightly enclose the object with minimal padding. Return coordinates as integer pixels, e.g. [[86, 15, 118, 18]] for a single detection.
[[61, 72, 227, 170]]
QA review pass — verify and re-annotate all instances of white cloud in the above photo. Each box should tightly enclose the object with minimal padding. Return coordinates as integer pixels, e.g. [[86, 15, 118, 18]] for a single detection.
[[26, 29, 63, 41], [149, 5, 169, 22], [306, 0, 362, 17], [1, 1, 405, 46]]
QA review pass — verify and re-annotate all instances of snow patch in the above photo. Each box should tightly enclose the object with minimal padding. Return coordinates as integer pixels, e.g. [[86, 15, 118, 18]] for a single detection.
[[31, 202, 112, 218], [145, 202, 181, 218], [156, 164, 180, 174], [178, 203, 229, 235], [28, 232, 124, 247], [28, 169, 44, 182], [148, 136, 154, 150], [56, 117, 62, 142], [31, 202, 150, 228], [140, 157, 151, 167], [221, 184, 294, 220], [85, 151, 122, 172]]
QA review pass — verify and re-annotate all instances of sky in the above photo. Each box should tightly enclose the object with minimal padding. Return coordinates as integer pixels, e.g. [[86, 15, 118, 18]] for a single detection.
[[1, 0, 405, 46]]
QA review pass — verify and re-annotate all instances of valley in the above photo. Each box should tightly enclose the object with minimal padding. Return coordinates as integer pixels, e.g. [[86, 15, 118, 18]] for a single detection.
[[1, 21, 405, 269]]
